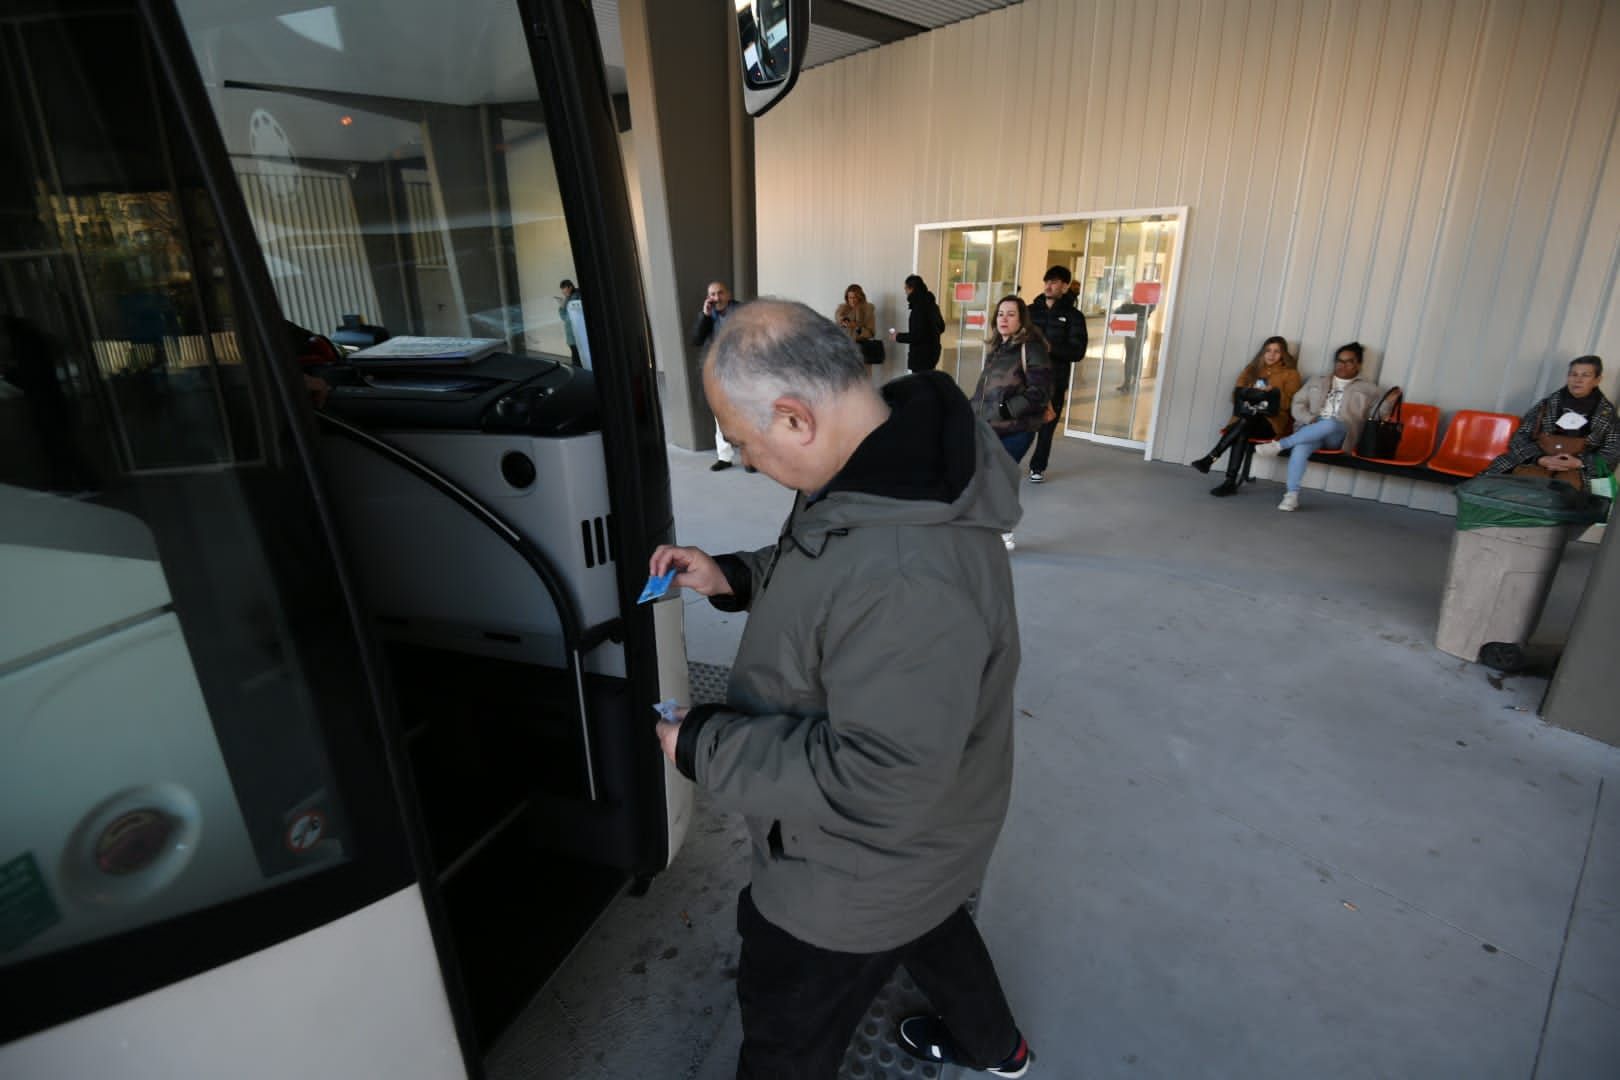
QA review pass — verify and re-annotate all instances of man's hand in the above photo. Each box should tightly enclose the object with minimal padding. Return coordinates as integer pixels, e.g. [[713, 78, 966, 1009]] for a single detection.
[[703, 297, 715, 317], [650, 544, 733, 598], [655, 706, 689, 765], [1539, 453, 1582, 472]]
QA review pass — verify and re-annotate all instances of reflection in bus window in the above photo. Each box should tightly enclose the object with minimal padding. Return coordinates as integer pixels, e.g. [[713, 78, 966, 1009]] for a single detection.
[[180, 0, 583, 363], [3, 8, 352, 967]]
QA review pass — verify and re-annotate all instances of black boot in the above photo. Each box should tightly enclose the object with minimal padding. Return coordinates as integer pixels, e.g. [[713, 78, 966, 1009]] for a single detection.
[[1195, 422, 1243, 476], [1211, 427, 1252, 496]]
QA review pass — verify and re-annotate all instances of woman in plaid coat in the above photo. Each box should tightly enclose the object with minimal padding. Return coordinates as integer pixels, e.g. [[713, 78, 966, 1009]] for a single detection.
[[1484, 355, 1618, 483]]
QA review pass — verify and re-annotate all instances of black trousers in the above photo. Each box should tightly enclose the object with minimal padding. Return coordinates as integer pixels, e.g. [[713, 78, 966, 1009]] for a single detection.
[[1028, 358, 1074, 473], [735, 887, 1020, 1079]]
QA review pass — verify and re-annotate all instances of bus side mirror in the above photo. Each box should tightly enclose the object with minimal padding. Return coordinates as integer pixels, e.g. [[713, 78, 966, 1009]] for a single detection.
[[735, 0, 807, 117]]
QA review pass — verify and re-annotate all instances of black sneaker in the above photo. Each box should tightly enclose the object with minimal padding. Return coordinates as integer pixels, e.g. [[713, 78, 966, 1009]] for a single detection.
[[896, 1016, 1033, 1077], [709, 459, 733, 472], [1027, 471, 1045, 483]]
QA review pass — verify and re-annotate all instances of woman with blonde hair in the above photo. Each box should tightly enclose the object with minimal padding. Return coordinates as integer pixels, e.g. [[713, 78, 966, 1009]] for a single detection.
[[969, 294, 1053, 549], [1192, 334, 1302, 496], [835, 284, 881, 369]]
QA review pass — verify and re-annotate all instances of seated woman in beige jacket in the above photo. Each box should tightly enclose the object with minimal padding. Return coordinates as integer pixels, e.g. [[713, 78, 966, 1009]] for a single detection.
[[1254, 341, 1383, 511]]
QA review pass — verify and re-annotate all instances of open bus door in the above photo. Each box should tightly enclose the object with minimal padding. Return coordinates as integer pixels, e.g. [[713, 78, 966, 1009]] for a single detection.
[[0, 0, 805, 1075]]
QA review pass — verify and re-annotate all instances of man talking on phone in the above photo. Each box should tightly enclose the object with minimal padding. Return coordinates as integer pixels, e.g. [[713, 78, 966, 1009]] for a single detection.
[[690, 280, 744, 471]]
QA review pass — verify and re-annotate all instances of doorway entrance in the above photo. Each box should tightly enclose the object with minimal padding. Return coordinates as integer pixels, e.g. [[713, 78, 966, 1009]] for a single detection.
[[916, 209, 1185, 452]]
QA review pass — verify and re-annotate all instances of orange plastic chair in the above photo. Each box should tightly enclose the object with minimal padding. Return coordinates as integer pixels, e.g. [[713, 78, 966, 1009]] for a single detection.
[[1426, 410, 1519, 477], [1354, 402, 1442, 466]]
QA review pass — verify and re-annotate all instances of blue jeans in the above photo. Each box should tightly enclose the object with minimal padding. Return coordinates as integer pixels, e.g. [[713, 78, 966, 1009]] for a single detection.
[[1000, 430, 1036, 464], [1278, 418, 1346, 492]]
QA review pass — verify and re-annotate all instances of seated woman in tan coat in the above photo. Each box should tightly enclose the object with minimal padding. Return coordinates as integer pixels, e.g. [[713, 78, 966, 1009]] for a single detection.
[[1192, 335, 1302, 496], [835, 284, 877, 369]]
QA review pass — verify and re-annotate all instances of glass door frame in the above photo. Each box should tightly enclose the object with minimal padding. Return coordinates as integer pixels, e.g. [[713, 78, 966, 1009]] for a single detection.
[[912, 206, 1190, 459]]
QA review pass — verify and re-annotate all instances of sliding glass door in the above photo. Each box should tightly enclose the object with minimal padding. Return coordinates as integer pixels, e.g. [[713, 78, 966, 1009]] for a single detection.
[[919, 210, 1183, 451]]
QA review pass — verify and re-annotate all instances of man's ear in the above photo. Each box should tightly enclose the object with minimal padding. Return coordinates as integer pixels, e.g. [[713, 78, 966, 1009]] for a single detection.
[[772, 396, 816, 444]]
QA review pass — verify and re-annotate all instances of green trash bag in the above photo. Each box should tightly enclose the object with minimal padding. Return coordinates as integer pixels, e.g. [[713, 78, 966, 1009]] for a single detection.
[[1454, 474, 1611, 531]]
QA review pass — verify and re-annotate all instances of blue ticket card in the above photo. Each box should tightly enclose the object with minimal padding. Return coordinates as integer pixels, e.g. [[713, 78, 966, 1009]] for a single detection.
[[638, 568, 676, 604], [653, 699, 679, 723]]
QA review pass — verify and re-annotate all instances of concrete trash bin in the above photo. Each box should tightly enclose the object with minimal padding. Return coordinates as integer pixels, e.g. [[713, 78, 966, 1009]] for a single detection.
[[1435, 476, 1609, 662]]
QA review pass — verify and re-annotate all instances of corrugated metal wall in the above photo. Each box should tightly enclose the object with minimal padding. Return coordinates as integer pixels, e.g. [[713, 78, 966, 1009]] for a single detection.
[[235, 161, 382, 339], [754, 0, 1620, 511]]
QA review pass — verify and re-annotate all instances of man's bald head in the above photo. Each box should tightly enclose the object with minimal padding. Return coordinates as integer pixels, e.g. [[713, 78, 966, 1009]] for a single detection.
[[705, 299, 867, 432], [702, 299, 887, 494]]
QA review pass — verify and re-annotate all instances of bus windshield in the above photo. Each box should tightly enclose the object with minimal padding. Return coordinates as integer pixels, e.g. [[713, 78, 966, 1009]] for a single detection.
[[175, 0, 583, 360]]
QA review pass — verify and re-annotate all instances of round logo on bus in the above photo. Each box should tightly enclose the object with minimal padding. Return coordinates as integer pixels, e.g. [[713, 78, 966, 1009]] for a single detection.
[[94, 808, 177, 876]]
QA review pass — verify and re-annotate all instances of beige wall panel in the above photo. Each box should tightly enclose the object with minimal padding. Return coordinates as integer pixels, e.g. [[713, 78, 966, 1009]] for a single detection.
[[1033, 0, 1069, 211], [1475, 2, 1604, 409], [1349, 471, 1386, 502], [754, 0, 1618, 500], [1362, 1, 1458, 395], [1424, 1, 1549, 411], [1156, 9, 1252, 454], [1317, 2, 1418, 372], [1506, 3, 1609, 395], [1543, 3, 1620, 376], [1383, 3, 1487, 405]]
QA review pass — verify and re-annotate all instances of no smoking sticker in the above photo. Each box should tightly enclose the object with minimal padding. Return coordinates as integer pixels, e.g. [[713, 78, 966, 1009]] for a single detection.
[[284, 811, 327, 854]]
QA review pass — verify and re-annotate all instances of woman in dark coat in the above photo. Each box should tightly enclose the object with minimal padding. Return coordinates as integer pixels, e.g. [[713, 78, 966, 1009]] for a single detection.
[[888, 274, 944, 372], [969, 294, 1052, 551]]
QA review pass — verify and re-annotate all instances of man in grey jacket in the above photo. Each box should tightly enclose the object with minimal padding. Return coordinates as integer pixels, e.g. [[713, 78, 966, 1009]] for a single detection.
[[650, 300, 1034, 1078]]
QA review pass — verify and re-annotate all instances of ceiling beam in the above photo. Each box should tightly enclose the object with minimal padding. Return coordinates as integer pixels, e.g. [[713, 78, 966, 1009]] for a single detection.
[[812, 0, 927, 44]]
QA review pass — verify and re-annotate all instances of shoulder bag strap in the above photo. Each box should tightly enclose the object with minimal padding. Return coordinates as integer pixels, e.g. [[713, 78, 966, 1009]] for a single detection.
[[1371, 385, 1401, 421]]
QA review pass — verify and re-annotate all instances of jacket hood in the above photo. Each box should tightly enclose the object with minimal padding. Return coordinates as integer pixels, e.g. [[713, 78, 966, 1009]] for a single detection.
[[906, 288, 937, 309], [797, 371, 1021, 542]]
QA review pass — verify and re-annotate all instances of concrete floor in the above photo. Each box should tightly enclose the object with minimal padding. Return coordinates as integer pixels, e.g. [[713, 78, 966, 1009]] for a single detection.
[[491, 436, 1620, 1079]]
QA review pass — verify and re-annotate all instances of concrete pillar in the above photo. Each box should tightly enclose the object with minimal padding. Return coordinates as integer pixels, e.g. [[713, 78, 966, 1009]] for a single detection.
[[1542, 523, 1620, 746], [619, 0, 751, 450]]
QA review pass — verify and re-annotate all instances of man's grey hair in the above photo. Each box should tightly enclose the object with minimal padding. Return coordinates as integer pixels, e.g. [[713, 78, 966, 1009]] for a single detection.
[[706, 298, 868, 431]]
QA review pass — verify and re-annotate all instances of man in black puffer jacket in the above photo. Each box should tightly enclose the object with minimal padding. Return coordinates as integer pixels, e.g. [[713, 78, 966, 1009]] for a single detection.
[[889, 274, 944, 372], [1025, 265, 1089, 481]]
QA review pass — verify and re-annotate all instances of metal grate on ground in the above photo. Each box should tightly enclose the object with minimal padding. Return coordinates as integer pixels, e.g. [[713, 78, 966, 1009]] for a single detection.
[[686, 662, 982, 1080]]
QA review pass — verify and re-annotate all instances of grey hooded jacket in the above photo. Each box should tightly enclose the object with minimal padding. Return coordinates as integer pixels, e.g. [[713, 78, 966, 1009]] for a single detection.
[[675, 371, 1024, 952]]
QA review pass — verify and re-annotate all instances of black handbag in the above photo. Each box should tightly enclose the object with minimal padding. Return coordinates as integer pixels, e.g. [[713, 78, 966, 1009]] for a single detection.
[[857, 338, 884, 365], [1356, 387, 1404, 458]]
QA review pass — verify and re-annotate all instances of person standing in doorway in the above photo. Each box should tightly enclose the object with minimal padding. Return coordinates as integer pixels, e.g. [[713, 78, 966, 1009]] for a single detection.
[[690, 280, 745, 470], [651, 299, 1034, 1079], [1025, 266, 1089, 483], [888, 274, 944, 373], [557, 279, 581, 365]]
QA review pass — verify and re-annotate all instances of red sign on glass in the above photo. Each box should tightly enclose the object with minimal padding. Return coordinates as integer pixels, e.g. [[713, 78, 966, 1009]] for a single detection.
[[964, 310, 986, 331], [954, 282, 976, 302], [1108, 314, 1138, 338], [1133, 282, 1162, 305]]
